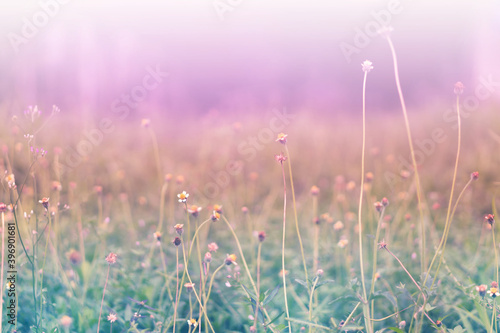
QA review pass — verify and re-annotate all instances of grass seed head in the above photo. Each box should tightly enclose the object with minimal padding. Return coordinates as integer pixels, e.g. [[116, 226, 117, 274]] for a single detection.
[[208, 242, 218, 252], [454, 81, 464, 95], [172, 237, 181, 247], [485, 214, 495, 225], [105, 252, 118, 264], [361, 60, 373, 73], [476, 284, 488, 297], [174, 224, 184, 235], [276, 133, 287, 144]]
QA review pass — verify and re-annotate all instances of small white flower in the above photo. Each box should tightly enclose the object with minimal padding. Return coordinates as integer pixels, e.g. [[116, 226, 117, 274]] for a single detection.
[[488, 288, 500, 298], [177, 191, 189, 203], [187, 319, 198, 328], [225, 281, 231, 287], [377, 26, 394, 38], [361, 60, 373, 73]]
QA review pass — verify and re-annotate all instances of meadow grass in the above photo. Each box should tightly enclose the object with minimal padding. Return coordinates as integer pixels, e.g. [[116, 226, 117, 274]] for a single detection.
[[0, 58, 499, 332]]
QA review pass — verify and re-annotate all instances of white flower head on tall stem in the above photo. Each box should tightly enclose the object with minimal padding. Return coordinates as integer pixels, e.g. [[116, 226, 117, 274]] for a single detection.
[[361, 60, 374, 73], [377, 25, 394, 38], [177, 191, 189, 203]]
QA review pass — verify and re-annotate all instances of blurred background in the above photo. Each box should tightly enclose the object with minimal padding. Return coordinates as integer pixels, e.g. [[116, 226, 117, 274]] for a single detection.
[[0, 0, 499, 120]]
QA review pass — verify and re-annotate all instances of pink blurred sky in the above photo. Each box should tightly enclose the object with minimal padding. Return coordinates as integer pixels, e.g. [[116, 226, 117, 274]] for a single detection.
[[0, 0, 499, 118]]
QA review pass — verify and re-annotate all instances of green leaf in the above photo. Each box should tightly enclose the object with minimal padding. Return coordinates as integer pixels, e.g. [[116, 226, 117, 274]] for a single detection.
[[295, 279, 309, 289], [316, 279, 335, 288], [387, 327, 405, 333], [371, 291, 397, 309], [266, 310, 285, 327], [240, 283, 257, 301], [285, 317, 331, 331], [328, 294, 358, 304], [263, 285, 281, 306], [447, 325, 466, 333], [473, 300, 490, 330], [424, 303, 436, 312], [250, 299, 265, 324], [274, 324, 287, 332], [341, 325, 364, 330]]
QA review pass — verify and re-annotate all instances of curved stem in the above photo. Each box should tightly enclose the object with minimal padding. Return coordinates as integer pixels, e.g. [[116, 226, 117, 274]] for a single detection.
[[176, 218, 211, 308], [284, 145, 309, 285], [386, 36, 427, 273], [173, 247, 179, 333], [39, 212, 52, 327], [358, 69, 372, 333], [384, 246, 436, 327], [253, 243, 262, 331], [370, 207, 385, 296], [180, 241, 215, 333], [199, 263, 225, 328], [157, 182, 168, 232], [148, 127, 163, 185], [221, 216, 275, 326], [97, 265, 111, 333], [280, 161, 291, 332], [308, 276, 319, 333]]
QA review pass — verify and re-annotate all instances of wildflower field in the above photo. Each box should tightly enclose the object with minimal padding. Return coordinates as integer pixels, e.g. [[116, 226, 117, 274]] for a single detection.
[[1, 2, 500, 333], [2, 69, 500, 333]]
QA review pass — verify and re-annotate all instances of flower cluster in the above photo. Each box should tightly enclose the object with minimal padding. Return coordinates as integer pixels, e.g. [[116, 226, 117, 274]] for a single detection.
[[361, 60, 373, 73], [105, 252, 118, 265]]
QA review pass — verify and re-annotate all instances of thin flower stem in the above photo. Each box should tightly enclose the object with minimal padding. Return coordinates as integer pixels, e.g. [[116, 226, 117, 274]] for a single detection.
[[97, 265, 111, 333], [386, 36, 427, 274], [490, 298, 496, 333], [189, 294, 193, 328], [157, 182, 169, 232], [148, 126, 163, 185], [370, 304, 415, 322], [39, 211, 52, 327], [253, 242, 263, 331], [177, 218, 211, 305], [370, 207, 386, 296], [194, 218, 204, 332], [158, 242, 173, 307], [342, 302, 361, 328], [493, 228, 499, 285], [426, 179, 474, 294], [279, 160, 291, 332], [221, 216, 259, 295], [221, 215, 274, 326], [284, 145, 309, 286], [199, 263, 225, 328], [358, 68, 372, 333], [308, 275, 320, 333], [185, 203, 191, 255], [180, 241, 215, 333], [425, 94, 462, 286], [312, 195, 318, 275], [173, 247, 180, 333], [383, 246, 436, 326]]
